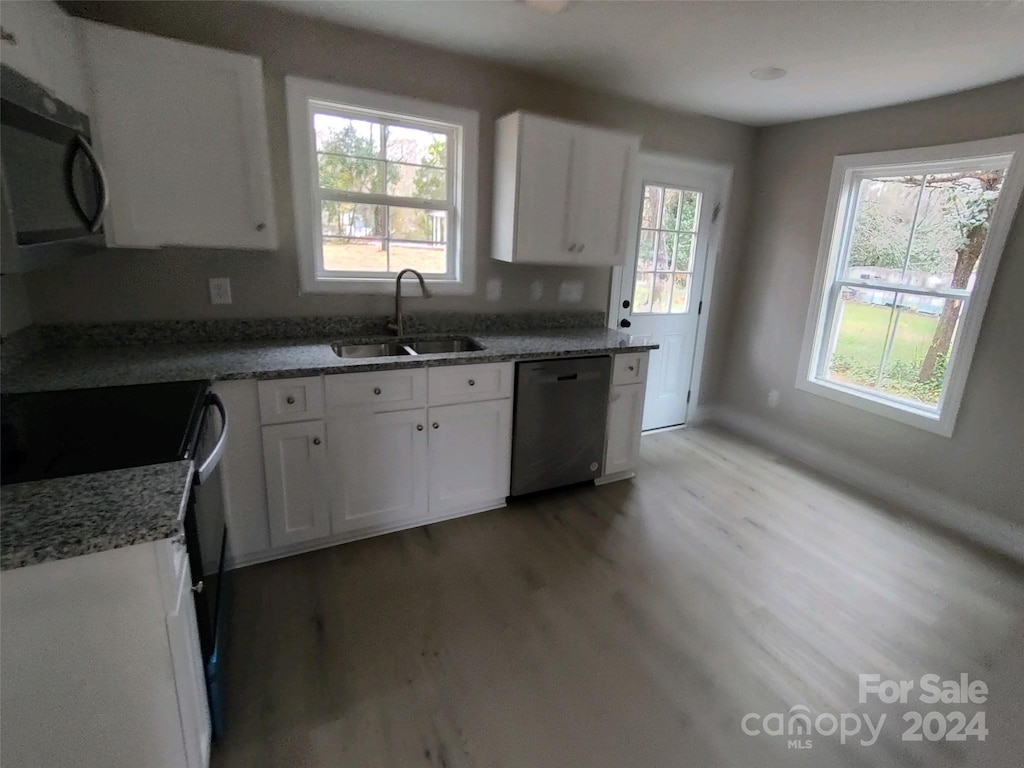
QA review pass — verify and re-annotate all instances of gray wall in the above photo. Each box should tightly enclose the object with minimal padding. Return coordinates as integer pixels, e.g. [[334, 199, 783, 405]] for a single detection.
[[721, 78, 1024, 521], [30, 0, 753, 399]]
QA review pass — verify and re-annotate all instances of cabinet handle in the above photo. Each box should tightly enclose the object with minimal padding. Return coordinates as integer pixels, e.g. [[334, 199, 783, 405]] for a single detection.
[[568, 243, 577, 252], [191, 581, 204, 593], [286, 395, 295, 404], [256, 222, 266, 232], [373, 387, 382, 395], [468, 379, 475, 386], [432, 422, 439, 429], [577, 243, 585, 253], [417, 424, 424, 431], [312, 437, 321, 446]]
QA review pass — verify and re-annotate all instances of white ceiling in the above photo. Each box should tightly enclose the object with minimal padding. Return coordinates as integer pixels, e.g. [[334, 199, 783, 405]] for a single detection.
[[263, 0, 1024, 126]]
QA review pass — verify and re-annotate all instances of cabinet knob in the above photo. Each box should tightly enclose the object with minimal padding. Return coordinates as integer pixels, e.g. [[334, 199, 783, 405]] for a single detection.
[[373, 387, 382, 395], [256, 222, 266, 232], [468, 379, 475, 386], [286, 395, 295, 404], [417, 424, 424, 431], [628, 365, 635, 372], [191, 581, 204, 593], [312, 437, 321, 446], [432, 422, 439, 429]]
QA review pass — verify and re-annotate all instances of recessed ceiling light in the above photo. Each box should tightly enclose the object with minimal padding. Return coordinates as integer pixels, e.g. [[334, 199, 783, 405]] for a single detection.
[[750, 66, 787, 81]]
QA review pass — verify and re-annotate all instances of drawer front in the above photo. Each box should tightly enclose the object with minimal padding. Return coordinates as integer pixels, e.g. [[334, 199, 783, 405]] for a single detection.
[[258, 376, 325, 424], [428, 362, 513, 405], [326, 368, 427, 411], [612, 352, 648, 386]]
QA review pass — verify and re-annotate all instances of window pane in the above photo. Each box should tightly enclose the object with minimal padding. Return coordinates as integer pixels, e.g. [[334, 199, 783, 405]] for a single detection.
[[321, 202, 386, 272], [314, 113, 381, 157], [632, 272, 653, 312], [388, 207, 447, 274], [652, 273, 672, 313], [386, 162, 446, 201], [673, 233, 694, 271], [824, 290, 891, 389], [846, 176, 923, 281], [642, 186, 663, 228], [637, 230, 655, 271], [676, 191, 700, 232], [670, 273, 690, 313], [655, 231, 672, 271], [385, 125, 447, 166], [318, 154, 384, 193], [661, 188, 681, 231]]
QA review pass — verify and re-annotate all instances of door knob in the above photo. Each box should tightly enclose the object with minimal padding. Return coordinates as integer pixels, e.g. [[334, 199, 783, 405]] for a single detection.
[[620, 319, 631, 328]]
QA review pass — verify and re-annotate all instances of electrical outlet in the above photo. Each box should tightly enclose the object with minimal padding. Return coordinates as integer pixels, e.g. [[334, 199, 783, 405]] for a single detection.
[[486, 278, 502, 302], [209, 277, 232, 305]]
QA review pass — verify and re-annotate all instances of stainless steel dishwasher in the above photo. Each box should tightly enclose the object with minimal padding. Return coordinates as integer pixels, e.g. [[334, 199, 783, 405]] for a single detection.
[[510, 356, 611, 496]]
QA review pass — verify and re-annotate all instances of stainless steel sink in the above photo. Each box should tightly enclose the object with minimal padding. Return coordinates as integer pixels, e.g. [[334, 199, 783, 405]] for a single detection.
[[330, 336, 485, 358], [331, 341, 413, 358], [407, 337, 485, 354]]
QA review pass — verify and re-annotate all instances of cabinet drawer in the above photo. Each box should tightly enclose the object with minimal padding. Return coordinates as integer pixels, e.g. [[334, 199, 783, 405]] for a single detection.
[[428, 362, 513, 405], [326, 369, 427, 411], [258, 376, 325, 424], [612, 352, 648, 386]]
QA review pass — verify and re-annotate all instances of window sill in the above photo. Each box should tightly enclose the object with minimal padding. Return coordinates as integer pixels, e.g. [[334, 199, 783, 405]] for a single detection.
[[794, 376, 955, 437], [301, 275, 475, 296]]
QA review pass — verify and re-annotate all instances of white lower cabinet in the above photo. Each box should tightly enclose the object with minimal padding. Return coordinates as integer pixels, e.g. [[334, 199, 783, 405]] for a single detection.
[[216, 363, 514, 567], [262, 420, 330, 548], [428, 399, 513, 516], [166, 559, 212, 768], [329, 408, 430, 534]]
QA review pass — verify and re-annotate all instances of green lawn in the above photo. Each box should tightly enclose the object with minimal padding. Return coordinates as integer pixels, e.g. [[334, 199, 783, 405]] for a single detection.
[[833, 301, 938, 369]]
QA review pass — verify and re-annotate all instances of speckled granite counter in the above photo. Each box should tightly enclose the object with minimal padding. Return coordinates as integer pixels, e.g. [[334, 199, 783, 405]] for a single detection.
[[1, 461, 193, 570], [2, 328, 657, 393]]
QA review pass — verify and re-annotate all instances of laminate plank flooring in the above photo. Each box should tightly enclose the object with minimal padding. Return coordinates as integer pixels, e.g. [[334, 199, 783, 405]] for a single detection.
[[212, 426, 1024, 767]]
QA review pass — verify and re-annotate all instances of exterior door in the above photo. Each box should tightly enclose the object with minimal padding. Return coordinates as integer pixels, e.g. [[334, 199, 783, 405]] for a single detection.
[[612, 154, 723, 431]]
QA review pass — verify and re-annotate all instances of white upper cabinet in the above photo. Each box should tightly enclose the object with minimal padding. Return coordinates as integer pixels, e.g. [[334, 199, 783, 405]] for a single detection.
[[492, 111, 638, 266], [0, 1, 88, 112], [78, 20, 277, 250]]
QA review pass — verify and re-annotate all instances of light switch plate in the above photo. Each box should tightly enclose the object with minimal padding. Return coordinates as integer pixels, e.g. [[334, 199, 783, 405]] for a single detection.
[[486, 278, 502, 301], [209, 277, 232, 305]]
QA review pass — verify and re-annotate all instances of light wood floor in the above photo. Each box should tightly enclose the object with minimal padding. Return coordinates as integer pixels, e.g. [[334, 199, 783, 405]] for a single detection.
[[212, 426, 1024, 768]]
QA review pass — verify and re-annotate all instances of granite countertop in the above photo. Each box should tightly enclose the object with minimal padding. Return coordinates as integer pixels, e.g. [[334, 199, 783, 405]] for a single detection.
[[2, 327, 657, 393], [1, 460, 194, 570]]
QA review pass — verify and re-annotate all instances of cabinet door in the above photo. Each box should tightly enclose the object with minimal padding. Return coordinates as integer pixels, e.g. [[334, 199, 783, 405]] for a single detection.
[[428, 400, 512, 516], [605, 383, 645, 476], [569, 128, 636, 266], [514, 115, 576, 264], [329, 409, 429, 533], [166, 561, 211, 768], [79, 20, 276, 249], [262, 421, 330, 548]]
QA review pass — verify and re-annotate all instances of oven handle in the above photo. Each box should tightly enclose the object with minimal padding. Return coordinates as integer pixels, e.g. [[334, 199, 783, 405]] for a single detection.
[[72, 133, 109, 233], [196, 392, 228, 484]]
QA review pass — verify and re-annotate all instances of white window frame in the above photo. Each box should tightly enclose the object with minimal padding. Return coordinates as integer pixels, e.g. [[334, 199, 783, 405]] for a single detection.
[[285, 76, 478, 294], [797, 134, 1024, 437]]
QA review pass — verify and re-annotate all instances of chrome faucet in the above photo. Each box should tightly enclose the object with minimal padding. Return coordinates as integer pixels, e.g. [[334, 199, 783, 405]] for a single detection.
[[387, 268, 432, 336]]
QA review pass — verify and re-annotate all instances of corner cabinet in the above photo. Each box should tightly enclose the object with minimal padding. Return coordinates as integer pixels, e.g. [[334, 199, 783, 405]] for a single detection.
[[492, 111, 639, 266], [78, 20, 277, 250]]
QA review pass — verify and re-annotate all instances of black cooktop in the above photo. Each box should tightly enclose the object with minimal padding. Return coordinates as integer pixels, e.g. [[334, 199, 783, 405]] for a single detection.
[[1, 380, 209, 485]]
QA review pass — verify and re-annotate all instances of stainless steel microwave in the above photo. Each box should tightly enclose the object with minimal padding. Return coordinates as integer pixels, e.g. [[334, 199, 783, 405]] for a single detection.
[[1, 64, 107, 256]]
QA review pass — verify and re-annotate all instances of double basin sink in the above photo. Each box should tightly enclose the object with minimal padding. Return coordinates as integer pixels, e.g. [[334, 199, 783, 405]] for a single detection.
[[332, 335, 485, 358]]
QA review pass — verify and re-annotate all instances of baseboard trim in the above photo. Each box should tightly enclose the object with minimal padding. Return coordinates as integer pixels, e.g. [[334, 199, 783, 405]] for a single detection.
[[708, 405, 1023, 563], [226, 498, 508, 571]]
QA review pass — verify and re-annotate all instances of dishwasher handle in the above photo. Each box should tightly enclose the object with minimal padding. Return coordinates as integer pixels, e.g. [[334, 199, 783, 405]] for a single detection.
[[196, 393, 228, 484]]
